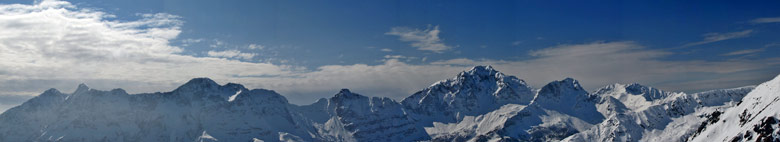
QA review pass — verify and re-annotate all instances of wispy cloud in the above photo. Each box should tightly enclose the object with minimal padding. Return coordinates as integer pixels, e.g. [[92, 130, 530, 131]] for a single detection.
[[380, 48, 393, 52], [210, 39, 224, 48], [248, 44, 265, 50], [750, 17, 780, 24], [722, 48, 766, 56], [683, 30, 753, 47], [207, 50, 256, 60], [723, 43, 780, 56], [512, 41, 523, 46], [385, 25, 452, 53], [181, 38, 203, 46]]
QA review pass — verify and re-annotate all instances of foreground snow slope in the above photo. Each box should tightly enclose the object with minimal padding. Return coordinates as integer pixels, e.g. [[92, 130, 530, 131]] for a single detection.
[[690, 75, 780, 142]]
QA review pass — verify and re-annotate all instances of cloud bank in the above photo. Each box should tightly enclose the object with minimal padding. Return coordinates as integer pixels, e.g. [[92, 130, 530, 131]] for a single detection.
[[683, 30, 753, 47], [750, 17, 780, 24]]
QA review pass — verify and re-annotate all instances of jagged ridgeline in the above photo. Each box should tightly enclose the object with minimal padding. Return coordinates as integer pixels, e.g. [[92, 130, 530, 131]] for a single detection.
[[0, 66, 772, 142]]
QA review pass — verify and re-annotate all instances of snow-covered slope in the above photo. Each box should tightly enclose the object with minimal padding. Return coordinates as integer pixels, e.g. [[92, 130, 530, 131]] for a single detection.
[[592, 83, 674, 111], [564, 84, 753, 142], [690, 75, 780, 142]]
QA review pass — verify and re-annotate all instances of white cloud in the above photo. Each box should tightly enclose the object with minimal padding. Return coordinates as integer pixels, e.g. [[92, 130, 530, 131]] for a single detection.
[[683, 30, 753, 47], [0, 0, 291, 96], [181, 38, 203, 46], [248, 44, 264, 50], [512, 41, 523, 46], [750, 17, 780, 24], [209, 39, 224, 48], [380, 48, 393, 52], [722, 48, 765, 56], [207, 50, 256, 60], [385, 25, 452, 53]]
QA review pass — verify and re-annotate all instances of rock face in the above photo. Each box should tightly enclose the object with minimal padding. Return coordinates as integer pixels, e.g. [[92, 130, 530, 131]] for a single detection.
[[564, 84, 753, 142], [0, 66, 771, 142]]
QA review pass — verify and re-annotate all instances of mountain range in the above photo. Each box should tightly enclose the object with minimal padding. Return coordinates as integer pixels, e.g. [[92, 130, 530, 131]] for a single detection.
[[0, 65, 777, 142]]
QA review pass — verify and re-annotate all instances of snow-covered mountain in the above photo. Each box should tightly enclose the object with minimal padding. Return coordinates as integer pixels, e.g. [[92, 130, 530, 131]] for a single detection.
[[401, 65, 536, 124], [688, 74, 780, 142], [564, 84, 753, 142], [0, 66, 772, 142], [426, 78, 604, 141]]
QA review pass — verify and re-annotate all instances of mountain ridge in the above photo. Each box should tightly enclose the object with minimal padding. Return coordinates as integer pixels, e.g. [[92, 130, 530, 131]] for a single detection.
[[0, 66, 767, 142]]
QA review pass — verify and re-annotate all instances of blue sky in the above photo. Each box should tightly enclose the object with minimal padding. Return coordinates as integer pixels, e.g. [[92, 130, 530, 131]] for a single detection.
[[0, 0, 779, 111], [12, 0, 776, 66]]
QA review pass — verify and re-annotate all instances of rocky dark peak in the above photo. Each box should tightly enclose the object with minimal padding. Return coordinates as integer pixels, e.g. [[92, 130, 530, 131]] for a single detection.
[[333, 89, 366, 100], [624, 83, 651, 95], [41, 88, 63, 97], [109, 88, 128, 95], [181, 78, 219, 87], [174, 77, 220, 92], [224, 83, 246, 90], [74, 83, 90, 94], [539, 78, 585, 95]]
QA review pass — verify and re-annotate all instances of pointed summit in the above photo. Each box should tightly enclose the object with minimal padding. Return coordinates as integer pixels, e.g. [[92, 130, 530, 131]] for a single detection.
[[539, 78, 585, 94], [468, 65, 497, 74], [401, 65, 535, 121], [74, 83, 90, 94], [333, 89, 365, 100], [459, 65, 501, 79], [43, 88, 61, 95], [339, 88, 352, 94], [533, 77, 604, 123], [176, 78, 219, 91]]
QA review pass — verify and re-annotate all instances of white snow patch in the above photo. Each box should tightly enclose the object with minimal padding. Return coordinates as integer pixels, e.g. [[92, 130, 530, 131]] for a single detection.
[[228, 90, 241, 102]]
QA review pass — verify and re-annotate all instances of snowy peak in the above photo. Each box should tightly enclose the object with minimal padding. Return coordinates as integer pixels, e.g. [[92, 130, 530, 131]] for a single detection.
[[401, 65, 536, 121], [533, 77, 604, 124], [176, 77, 220, 91], [592, 83, 673, 111], [458, 65, 500, 79], [74, 83, 90, 94], [537, 78, 587, 99], [41, 88, 65, 97], [332, 89, 365, 100]]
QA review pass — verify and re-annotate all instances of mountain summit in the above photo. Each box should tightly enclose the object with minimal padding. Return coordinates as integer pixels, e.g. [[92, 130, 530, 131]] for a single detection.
[[401, 65, 536, 123]]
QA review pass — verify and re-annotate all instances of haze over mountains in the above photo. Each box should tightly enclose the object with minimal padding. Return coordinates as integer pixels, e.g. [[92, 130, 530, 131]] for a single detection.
[[0, 66, 777, 142]]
